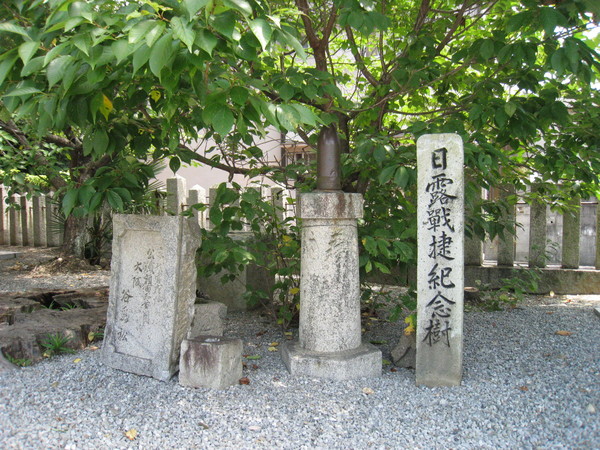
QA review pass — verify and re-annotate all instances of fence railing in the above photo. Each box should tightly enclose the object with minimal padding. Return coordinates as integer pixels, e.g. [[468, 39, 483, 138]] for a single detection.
[[2, 179, 599, 272]]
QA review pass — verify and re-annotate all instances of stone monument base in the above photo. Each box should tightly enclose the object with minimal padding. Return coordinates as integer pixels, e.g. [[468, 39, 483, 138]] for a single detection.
[[281, 342, 381, 381]]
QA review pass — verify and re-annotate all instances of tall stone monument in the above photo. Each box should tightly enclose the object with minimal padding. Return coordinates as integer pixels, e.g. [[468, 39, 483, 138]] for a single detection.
[[416, 133, 464, 387], [102, 214, 201, 381], [281, 127, 381, 380]]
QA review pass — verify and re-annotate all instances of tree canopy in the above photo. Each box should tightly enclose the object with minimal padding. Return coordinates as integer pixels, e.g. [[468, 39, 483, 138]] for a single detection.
[[0, 0, 599, 267]]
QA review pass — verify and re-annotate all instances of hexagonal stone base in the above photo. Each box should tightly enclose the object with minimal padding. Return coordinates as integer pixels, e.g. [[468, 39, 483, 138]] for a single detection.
[[281, 341, 381, 381]]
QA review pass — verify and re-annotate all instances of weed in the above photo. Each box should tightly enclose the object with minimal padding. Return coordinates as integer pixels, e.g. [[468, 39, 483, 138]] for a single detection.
[[3, 352, 32, 367], [40, 333, 76, 357]]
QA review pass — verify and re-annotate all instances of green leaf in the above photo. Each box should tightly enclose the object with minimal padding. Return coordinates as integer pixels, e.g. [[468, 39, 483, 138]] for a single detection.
[[540, 7, 559, 35], [133, 44, 151, 75], [394, 167, 410, 189], [0, 55, 18, 86], [0, 22, 29, 38], [68, 1, 94, 22], [129, 20, 156, 44], [212, 107, 234, 135], [212, 11, 238, 41], [279, 29, 307, 61], [146, 21, 166, 48], [149, 33, 173, 77], [106, 189, 124, 211], [196, 29, 218, 55], [230, 86, 248, 105], [290, 104, 319, 127], [111, 39, 132, 65], [78, 185, 96, 207], [93, 129, 109, 155], [18, 41, 40, 66], [504, 102, 517, 117], [184, 0, 209, 18], [378, 165, 396, 185], [249, 18, 272, 50], [3, 86, 42, 97], [62, 189, 79, 217], [480, 39, 494, 60], [46, 55, 73, 88], [224, 0, 252, 16], [171, 16, 195, 52]]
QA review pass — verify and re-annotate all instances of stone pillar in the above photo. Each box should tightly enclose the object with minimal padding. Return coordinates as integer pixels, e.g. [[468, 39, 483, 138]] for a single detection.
[[281, 192, 381, 380], [32, 194, 46, 247], [528, 187, 547, 268], [596, 198, 600, 270], [187, 185, 206, 228], [0, 186, 4, 245], [464, 177, 482, 266], [416, 133, 464, 387], [45, 194, 62, 247], [497, 185, 516, 267], [562, 197, 581, 269], [9, 196, 20, 246], [19, 196, 29, 246], [271, 187, 290, 223], [166, 176, 187, 215]]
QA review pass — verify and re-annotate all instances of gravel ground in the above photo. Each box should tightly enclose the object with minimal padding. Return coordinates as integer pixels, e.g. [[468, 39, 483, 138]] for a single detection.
[[1, 247, 599, 449]]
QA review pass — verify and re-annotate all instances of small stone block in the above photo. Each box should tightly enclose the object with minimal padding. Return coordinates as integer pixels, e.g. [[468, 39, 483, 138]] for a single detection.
[[188, 301, 227, 338], [391, 333, 416, 369], [0, 252, 19, 260], [179, 336, 242, 390], [281, 341, 381, 381], [594, 307, 600, 319]]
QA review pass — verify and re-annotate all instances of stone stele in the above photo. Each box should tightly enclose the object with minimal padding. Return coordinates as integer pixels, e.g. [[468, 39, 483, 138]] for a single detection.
[[281, 192, 381, 380], [102, 214, 201, 381], [416, 133, 464, 387]]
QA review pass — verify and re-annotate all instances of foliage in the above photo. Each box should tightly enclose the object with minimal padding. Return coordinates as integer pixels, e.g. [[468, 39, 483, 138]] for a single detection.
[[191, 182, 301, 328], [40, 332, 76, 356], [3, 351, 32, 367], [475, 267, 541, 311]]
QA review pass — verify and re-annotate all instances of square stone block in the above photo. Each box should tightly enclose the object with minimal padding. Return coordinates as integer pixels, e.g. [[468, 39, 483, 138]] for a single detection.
[[179, 336, 242, 389], [188, 301, 227, 338], [281, 341, 381, 381]]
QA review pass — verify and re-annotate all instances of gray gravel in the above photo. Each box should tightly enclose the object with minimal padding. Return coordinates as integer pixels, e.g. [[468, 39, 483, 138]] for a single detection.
[[1, 296, 599, 448], [1, 248, 599, 448]]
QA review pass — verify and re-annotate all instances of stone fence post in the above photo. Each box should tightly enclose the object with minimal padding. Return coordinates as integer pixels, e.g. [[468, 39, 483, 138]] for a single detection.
[[562, 197, 581, 269], [528, 185, 547, 268]]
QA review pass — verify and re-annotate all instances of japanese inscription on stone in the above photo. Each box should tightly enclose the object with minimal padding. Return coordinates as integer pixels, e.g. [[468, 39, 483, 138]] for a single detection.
[[416, 134, 464, 387]]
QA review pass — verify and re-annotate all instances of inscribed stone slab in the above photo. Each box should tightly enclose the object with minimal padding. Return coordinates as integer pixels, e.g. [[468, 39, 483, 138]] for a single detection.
[[416, 134, 464, 387], [102, 214, 201, 381]]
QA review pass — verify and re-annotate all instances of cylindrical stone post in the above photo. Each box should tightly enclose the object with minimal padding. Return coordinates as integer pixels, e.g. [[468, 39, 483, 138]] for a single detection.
[[562, 197, 581, 269], [497, 186, 516, 267], [464, 176, 483, 266], [281, 192, 381, 380], [20, 196, 29, 246], [528, 187, 547, 268], [166, 176, 187, 215], [299, 192, 362, 352], [9, 196, 20, 246], [45, 194, 62, 247], [32, 194, 46, 247], [187, 185, 206, 228], [596, 198, 600, 270], [0, 185, 4, 245]]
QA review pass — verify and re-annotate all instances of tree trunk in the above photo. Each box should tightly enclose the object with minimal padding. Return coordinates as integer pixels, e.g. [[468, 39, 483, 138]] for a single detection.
[[61, 215, 91, 259]]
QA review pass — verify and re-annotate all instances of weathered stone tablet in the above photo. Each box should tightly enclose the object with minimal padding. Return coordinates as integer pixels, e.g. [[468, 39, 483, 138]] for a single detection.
[[102, 214, 201, 381], [416, 134, 464, 387]]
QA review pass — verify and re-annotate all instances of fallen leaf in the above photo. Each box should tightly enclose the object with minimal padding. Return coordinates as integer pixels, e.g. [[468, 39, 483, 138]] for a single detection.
[[248, 425, 261, 431], [519, 385, 529, 391], [251, 364, 259, 370], [242, 362, 248, 369], [269, 342, 279, 347], [256, 330, 266, 337], [239, 377, 251, 385], [198, 421, 210, 429], [89, 346, 99, 351], [124, 429, 137, 441], [587, 404, 596, 414], [546, 312, 554, 315], [555, 330, 573, 336], [51, 381, 59, 388], [362, 387, 375, 395], [390, 368, 398, 372], [246, 355, 261, 360], [382, 359, 391, 366], [88, 332, 96, 342], [267, 346, 278, 352], [284, 332, 293, 336], [549, 291, 555, 297], [73, 358, 82, 364]]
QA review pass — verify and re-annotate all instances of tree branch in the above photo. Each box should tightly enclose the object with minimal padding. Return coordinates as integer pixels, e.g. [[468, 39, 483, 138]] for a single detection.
[[345, 26, 379, 87]]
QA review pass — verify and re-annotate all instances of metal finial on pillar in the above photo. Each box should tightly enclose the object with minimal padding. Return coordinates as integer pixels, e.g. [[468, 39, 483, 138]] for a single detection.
[[317, 126, 341, 191]]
